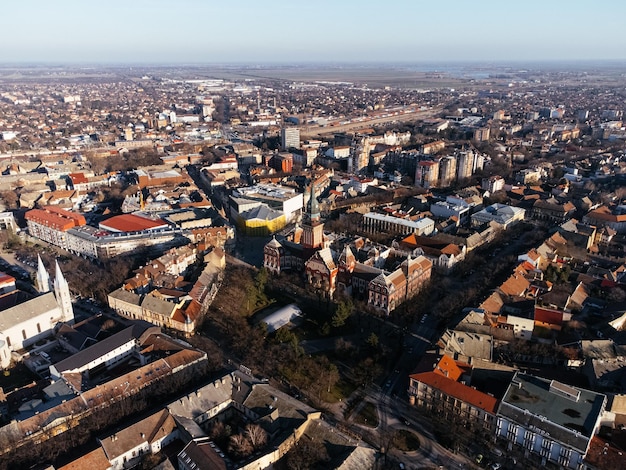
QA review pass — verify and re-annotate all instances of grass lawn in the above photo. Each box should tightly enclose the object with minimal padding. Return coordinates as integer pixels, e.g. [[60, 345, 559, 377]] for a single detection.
[[325, 378, 358, 403], [353, 401, 379, 428], [393, 429, 421, 452]]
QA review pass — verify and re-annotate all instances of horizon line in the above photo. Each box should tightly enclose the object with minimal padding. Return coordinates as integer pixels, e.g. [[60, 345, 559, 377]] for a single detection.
[[1, 59, 626, 68]]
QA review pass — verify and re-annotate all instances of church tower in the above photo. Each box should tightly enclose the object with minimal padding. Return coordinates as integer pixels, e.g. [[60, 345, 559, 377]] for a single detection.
[[301, 183, 324, 249], [53, 261, 74, 323], [36, 255, 51, 293]]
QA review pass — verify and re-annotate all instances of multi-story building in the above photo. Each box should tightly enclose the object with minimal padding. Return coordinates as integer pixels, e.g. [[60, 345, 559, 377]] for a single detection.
[[457, 151, 481, 182], [367, 255, 431, 315], [395, 234, 466, 273], [531, 198, 576, 223], [583, 205, 626, 234], [304, 248, 338, 297], [473, 127, 491, 142], [233, 184, 303, 224], [108, 246, 223, 335], [482, 175, 505, 193], [0, 212, 17, 232], [496, 373, 606, 469], [429, 200, 470, 225], [262, 184, 324, 275], [422, 140, 445, 155], [25, 206, 87, 250], [438, 156, 457, 187], [270, 152, 293, 173], [471, 204, 526, 229], [0, 258, 74, 368], [408, 356, 499, 434], [280, 127, 300, 150], [363, 212, 435, 236], [415, 160, 439, 189]]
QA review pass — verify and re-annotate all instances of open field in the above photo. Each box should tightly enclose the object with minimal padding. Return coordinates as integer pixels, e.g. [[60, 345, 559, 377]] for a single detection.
[[2, 62, 626, 88]]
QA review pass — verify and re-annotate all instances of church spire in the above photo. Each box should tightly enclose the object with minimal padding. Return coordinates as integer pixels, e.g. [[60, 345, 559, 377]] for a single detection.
[[53, 261, 74, 323], [301, 181, 324, 249], [36, 255, 51, 293], [306, 182, 320, 225]]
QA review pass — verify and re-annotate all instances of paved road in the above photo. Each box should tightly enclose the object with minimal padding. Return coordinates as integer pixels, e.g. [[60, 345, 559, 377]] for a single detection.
[[343, 381, 471, 470]]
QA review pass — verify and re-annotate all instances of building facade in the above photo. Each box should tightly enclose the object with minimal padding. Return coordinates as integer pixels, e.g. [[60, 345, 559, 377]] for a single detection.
[[495, 373, 606, 469], [281, 127, 300, 150]]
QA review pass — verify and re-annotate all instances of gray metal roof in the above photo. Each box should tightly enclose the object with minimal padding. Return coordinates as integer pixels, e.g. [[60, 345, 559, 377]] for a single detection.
[[498, 373, 606, 451], [0, 292, 60, 331], [53, 321, 154, 373]]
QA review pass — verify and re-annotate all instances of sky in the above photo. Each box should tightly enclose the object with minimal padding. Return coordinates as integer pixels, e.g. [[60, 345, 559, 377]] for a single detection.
[[1, 0, 625, 65]]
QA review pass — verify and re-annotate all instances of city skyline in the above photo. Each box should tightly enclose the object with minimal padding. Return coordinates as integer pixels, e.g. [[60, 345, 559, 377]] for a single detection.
[[2, 0, 626, 65]]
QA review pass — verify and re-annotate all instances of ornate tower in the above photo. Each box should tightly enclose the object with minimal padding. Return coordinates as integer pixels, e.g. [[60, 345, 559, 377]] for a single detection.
[[301, 183, 324, 249], [53, 261, 74, 323], [36, 255, 51, 293]]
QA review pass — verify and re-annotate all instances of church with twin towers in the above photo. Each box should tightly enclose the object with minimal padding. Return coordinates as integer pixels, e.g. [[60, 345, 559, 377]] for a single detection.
[[0, 256, 74, 368]]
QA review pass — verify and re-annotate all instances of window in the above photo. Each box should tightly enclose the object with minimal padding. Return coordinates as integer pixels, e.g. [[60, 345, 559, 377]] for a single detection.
[[523, 430, 535, 450], [22, 330, 26, 340], [6, 337, 10, 347], [506, 424, 518, 442], [37, 323, 41, 333], [540, 439, 552, 458]]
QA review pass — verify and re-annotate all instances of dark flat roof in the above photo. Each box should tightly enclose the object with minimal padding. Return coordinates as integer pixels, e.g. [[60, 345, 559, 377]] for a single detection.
[[54, 321, 156, 373]]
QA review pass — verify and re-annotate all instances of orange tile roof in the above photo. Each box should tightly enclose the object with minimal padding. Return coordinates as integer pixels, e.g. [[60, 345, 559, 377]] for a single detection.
[[480, 291, 504, 317], [433, 355, 471, 381], [410, 371, 498, 413], [500, 270, 530, 297], [25, 207, 86, 230], [526, 249, 541, 261], [69, 173, 89, 184], [57, 447, 111, 470]]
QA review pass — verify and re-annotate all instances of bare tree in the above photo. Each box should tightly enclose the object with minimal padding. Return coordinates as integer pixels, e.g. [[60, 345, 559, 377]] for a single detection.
[[245, 423, 268, 450], [228, 433, 253, 459]]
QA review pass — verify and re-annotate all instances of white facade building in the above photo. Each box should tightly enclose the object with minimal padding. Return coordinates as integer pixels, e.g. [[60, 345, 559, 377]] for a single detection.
[[0, 260, 74, 368], [234, 184, 303, 223], [471, 204, 526, 229], [496, 373, 606, 469], [364, 213, 435, 236], [281, 127, 300, 150]]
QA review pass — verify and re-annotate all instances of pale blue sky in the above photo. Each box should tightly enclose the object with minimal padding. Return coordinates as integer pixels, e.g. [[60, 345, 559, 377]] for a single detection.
[[1, 0, 624, 64]]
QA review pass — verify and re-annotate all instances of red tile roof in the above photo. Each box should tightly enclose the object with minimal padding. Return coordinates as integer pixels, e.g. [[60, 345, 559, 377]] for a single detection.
[[410, 371, 498, 413], [534, 306, 563, 326], [99, 214, 168, 233]]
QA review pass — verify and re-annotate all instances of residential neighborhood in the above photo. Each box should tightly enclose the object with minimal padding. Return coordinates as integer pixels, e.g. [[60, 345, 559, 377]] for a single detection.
[[0, 61, 624, 470]]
